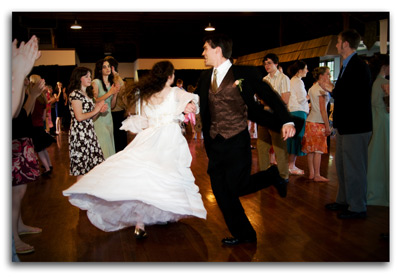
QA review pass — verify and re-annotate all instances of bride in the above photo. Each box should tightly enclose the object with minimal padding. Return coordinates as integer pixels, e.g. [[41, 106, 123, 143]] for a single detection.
[[63, 61, 207, 239]]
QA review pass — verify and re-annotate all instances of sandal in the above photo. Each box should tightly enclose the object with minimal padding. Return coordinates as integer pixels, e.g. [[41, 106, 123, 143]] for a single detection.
[[19, 227, 42, 236], [16, 244, 35, 254], [289, 168, 304, 175]]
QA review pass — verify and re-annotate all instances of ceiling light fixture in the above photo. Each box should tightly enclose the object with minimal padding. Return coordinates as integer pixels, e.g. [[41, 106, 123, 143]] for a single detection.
[[205, 22, 215, 31], [70, 19, 82, 30]]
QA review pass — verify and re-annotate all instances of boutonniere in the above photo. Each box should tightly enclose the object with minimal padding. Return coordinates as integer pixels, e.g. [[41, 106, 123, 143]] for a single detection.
[[234, 79, 244, 92]]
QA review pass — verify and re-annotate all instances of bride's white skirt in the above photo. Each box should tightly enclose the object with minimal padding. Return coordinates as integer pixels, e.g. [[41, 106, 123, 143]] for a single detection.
[[63, 123, 207, 232]]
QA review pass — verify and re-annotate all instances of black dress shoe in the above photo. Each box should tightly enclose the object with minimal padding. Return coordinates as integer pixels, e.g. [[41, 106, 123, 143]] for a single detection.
[[337, 210, 367, 219], [273, 178, 288, 198], [221, 237, 257, 246], [325, 202, 348, 211], [134, 228, 148, 239]]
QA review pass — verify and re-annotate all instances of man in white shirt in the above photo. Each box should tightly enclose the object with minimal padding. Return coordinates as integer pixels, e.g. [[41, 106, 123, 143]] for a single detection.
[[257, 53, 290, 181]]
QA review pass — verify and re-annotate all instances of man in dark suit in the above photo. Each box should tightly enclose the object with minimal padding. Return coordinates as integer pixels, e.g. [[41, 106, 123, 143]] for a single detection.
[[325, 29, 372, 219], [187, 34, 302, 245]]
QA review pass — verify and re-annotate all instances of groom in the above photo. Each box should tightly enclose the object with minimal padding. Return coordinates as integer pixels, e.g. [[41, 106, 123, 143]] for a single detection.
[[188, 34, 303, 246]]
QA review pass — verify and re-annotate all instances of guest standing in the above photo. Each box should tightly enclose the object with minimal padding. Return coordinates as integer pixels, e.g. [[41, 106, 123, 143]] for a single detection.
[[325, 29, 372, 219], [92, 59, 120, 158], [68, 67, 108, 181], [105, 56, 127, 152], [257, 53, 290, 181], [287, 60, 309, 175], [366, 54, 389, 206], [301, 67, 332, 182], [54, 82, 64, 134], [188, 85, 203, 140], [12, 35, 44, 256], [29, 75, 55, 176]]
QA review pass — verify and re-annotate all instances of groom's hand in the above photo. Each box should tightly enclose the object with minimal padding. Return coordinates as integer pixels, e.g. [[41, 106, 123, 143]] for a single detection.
[[281, 123, 296, 141]]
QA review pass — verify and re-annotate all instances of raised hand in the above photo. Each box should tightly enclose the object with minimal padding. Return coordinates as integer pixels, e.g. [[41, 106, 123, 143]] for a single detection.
[[29, 78, 46, 99], [110, 82, 121, 95], [12, 36, 41, 79]]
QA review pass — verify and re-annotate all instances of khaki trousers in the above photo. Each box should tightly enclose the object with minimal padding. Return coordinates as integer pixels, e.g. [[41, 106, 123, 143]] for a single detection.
[[257, 126, 289, 179]]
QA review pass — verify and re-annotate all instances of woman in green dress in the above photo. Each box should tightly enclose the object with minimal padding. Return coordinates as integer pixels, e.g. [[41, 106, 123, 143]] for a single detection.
[[92, 59, 120, 158], [367, 54, 389, 206]]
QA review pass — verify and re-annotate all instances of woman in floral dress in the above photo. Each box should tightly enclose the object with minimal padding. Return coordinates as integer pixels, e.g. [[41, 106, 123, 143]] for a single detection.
[[301, 67, 332, 182], [68, 67, 108, 180]]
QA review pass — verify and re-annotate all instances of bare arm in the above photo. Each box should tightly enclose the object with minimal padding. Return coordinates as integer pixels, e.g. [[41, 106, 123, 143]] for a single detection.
[[12, 36, 41, 118], [281, 91, 290, 105], [319, 94, 331, 136], [71, 99, 108, 122], [24, 79, 47, 116], [92, 80, 120, 107]]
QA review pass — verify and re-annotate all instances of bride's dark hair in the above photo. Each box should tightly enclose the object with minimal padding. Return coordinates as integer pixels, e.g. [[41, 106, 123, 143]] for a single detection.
[[123, 60, 174, 113]]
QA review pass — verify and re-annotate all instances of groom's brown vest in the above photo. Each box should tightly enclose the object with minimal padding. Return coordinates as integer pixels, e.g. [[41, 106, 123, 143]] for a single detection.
[[208, 68, 248, 139]]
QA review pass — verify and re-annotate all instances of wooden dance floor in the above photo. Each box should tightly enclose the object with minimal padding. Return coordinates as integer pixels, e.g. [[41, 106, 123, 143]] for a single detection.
[[18, 131, 389, 262]]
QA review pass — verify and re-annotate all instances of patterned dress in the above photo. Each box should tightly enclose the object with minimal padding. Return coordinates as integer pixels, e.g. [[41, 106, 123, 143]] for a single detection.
[[69, 90, 104, 176]]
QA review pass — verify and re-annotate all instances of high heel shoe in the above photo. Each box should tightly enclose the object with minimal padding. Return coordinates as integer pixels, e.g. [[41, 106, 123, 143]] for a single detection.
[[134, 227, 148, 239]]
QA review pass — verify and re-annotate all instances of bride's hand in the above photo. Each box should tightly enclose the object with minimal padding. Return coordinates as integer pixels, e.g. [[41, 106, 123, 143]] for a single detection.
[[184, 102, 196, 114]]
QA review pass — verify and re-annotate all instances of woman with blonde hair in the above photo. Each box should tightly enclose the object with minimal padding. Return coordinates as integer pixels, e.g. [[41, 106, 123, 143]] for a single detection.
[[302, 67, 332, 182]]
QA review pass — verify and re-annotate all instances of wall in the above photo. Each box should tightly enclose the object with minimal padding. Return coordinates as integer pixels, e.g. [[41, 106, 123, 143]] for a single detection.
[[79, 62, 136, 80], [34, 49, 77, 67], [81, 58, 207, 81]]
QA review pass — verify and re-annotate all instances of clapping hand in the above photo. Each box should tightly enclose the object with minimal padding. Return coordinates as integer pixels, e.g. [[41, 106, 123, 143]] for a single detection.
[[29, 78, 46, 99], [111, 82, 121, 95], [95, 100, 108, 113], [12, 36, 41, 79]]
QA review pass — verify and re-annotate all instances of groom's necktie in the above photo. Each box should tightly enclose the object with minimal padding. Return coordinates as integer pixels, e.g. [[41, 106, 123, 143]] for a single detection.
[[212, 69, 218, 93]]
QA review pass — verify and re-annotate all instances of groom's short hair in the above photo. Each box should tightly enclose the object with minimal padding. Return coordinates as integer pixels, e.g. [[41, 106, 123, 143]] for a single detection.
[[203, 33, 233, 59]]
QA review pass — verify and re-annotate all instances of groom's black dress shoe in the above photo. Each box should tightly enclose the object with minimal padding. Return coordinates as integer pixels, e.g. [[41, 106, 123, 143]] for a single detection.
[[273, 178, 288, 198], [337, 210, 366, 219], [221, 237, 257, 246]]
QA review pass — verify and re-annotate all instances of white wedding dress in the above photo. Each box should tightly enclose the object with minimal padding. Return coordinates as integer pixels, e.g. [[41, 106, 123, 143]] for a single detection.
[[63, 87, 207, 232]]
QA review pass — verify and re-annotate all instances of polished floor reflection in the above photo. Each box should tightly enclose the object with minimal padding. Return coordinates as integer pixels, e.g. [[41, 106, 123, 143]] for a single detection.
[[18, 131, 389, 262]]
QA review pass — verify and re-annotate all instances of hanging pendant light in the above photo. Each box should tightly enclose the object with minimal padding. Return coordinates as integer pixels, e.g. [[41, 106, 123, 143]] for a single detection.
[[205, 22, 215, 31], [70, 19, 82, 30]]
